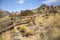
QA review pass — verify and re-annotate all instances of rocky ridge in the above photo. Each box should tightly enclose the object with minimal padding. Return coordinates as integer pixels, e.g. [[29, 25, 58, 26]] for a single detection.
[[0, 4, 60, 40]]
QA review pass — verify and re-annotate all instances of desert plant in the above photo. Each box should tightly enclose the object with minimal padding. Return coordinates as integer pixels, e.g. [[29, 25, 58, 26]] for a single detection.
[[17, 24, 35, 37]]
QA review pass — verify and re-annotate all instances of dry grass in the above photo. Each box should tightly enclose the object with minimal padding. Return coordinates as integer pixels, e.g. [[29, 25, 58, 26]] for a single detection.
[[0, 16, 11, 22], [15, 24, 35, 37]]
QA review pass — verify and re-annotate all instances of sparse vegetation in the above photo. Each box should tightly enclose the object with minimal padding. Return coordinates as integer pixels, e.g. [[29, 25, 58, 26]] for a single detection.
[[0, 16, 11, 22], [20, 10, 36, 16], [16, 24, 35, 37], [0, 5, 60, 40]]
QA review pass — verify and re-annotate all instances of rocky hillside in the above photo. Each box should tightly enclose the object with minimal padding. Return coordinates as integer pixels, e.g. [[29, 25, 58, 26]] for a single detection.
[[32, 4, 60, 14], [0, 4, 60, 40]]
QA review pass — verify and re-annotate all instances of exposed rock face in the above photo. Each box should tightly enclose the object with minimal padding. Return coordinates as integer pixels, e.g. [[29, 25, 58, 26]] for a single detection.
[[10, 11, 20, 19], [0, 10, 7, 18], [37, 4, 60, 14], [0, 4, 60, 40], [0, 10, 10, 18]]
